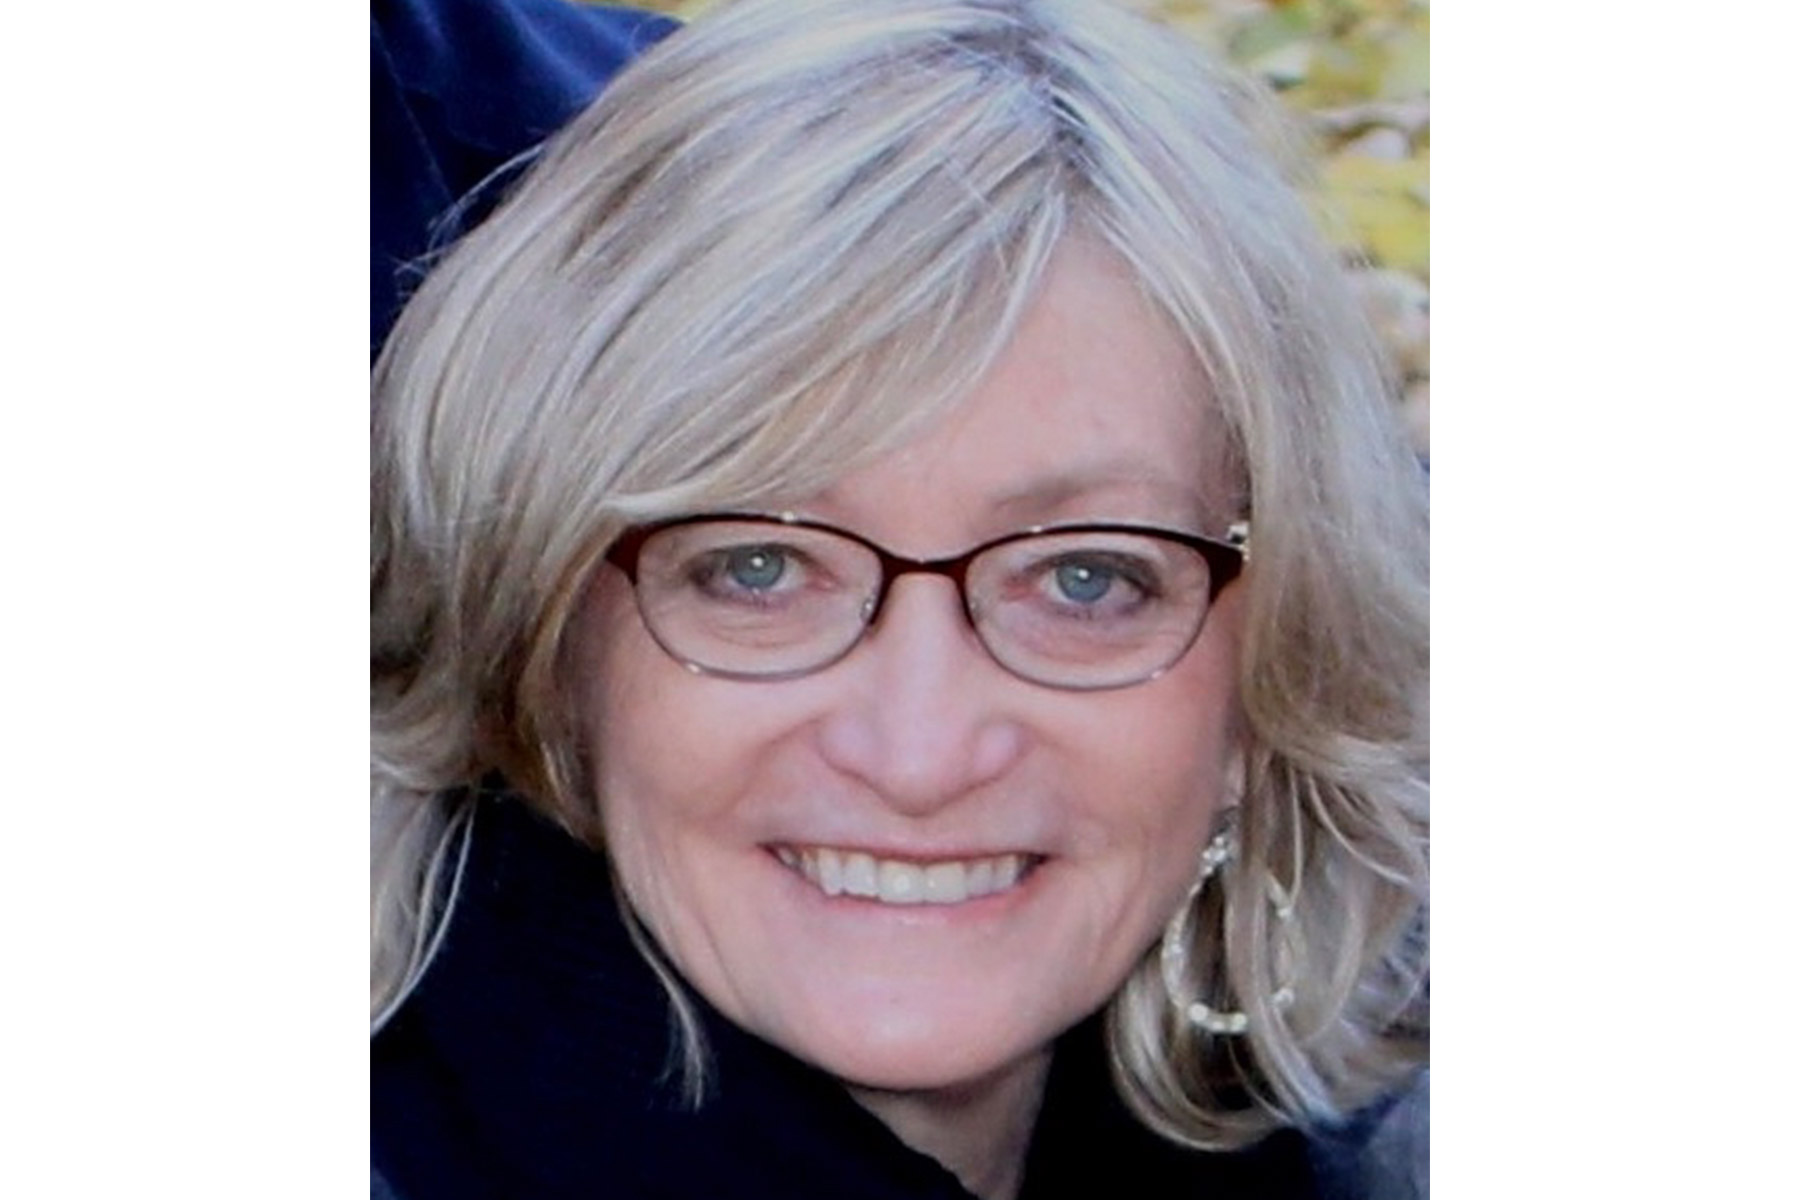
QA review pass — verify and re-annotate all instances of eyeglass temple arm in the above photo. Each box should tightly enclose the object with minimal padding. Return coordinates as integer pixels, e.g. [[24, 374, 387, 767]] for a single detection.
[[1227, 520, 1251, 563]]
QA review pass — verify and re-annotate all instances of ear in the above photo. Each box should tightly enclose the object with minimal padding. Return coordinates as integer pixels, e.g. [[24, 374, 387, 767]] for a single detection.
[[1218, 744, 1247, 814]]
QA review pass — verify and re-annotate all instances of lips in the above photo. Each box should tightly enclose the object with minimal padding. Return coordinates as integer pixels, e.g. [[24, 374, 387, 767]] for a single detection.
[[772, 845, 1038, 905]]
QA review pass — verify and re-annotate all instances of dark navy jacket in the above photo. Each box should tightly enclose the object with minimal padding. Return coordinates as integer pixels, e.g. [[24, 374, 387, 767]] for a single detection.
[[370, 0, 678, 356], [372, 798, 1333, 1200]]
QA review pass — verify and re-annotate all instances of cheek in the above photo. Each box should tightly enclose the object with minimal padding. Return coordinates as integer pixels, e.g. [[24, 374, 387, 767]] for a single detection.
[[1095, 700, 1234, 908], [568, 577, 709, 872], [568, 573, 790, 927], [1088, 593, 1244, 894]]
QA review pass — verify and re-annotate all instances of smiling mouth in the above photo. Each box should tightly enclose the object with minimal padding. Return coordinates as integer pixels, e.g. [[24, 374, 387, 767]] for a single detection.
[[771, 845, 1040, 905]]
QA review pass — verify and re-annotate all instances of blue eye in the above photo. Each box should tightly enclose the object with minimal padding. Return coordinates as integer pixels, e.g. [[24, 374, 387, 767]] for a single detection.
[[724, 546, 788, 591], [1053, 560, 1116, 605]]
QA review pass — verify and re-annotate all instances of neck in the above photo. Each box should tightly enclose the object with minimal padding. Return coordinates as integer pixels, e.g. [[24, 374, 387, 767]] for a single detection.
[[847, 1050, 1052, 1200]]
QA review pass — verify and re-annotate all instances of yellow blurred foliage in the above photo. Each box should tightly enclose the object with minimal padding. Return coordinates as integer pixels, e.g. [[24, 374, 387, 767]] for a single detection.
[[1321, 152, 1429, 277]]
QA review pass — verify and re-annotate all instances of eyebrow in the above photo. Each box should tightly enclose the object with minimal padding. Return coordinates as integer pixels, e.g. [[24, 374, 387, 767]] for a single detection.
[[983, 465, 1213, 528]]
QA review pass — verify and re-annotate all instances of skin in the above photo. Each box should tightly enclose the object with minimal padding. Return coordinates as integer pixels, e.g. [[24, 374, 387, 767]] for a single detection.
[[568, 240, 1245, 1199]]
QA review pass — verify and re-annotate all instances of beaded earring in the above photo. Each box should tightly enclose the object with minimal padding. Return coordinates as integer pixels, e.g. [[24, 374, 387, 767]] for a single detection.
[[1159, 821, 1297, 1036]]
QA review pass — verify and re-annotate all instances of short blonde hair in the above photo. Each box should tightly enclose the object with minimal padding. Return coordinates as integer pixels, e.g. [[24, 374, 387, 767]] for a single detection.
[[372, 0, 1427, 1151]]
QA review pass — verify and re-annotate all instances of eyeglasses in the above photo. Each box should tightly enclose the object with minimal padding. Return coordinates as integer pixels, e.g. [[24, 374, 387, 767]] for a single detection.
[[605, 514, 1249, 691]]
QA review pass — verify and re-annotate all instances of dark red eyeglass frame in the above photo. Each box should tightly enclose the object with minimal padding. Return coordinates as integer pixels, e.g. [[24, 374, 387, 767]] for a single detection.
[[605, 513, 1248, 615]]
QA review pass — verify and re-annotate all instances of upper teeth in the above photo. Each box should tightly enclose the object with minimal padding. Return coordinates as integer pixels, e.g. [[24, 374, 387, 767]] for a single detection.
[[774, 846, 1030, 905]]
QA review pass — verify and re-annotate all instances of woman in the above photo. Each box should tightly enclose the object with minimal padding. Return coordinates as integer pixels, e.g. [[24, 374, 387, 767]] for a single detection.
[[371, 1, 1429, 1197]]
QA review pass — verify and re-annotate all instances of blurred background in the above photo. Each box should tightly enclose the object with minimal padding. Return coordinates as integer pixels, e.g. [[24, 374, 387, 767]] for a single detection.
[[620, 0, 1429, 460]]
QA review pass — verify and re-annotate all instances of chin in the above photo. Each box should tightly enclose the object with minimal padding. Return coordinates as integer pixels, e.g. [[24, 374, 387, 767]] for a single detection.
[[764, 988, 1065, 1095], [816, 1041, 1040, 1096]]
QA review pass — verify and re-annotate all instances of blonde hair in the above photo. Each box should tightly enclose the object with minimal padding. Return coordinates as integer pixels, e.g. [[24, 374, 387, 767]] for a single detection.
[[372, 0, 1428, 1151]]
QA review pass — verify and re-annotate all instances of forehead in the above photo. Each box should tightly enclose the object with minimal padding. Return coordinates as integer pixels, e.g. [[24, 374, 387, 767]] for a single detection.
[[805, 240, 1231, 540]]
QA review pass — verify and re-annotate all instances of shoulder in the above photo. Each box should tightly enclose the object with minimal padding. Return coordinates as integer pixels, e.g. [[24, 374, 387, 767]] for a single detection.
[[371, 0, 681, 352], [1305, 1070, 1429, 1200], [372, 1164, 404, 1200], [373, 0, 679, 146]]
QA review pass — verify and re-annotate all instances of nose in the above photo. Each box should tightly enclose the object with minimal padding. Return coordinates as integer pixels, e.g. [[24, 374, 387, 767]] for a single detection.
[[814, 574, 1026, 816]]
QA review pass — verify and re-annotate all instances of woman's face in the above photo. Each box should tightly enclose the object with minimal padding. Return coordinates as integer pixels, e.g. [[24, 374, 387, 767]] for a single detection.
[[570, 241, 1244, 1093]]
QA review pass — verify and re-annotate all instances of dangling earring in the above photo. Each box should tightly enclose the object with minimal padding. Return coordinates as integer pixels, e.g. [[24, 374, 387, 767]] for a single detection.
[[1160, 821, 1297, 1036]]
